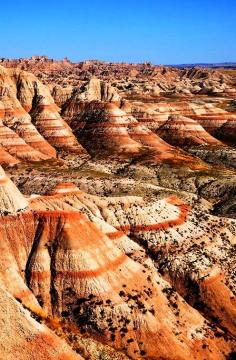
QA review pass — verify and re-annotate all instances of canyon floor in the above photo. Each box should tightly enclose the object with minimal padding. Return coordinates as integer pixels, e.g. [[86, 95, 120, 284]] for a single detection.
[[0, 57, 236, 359]]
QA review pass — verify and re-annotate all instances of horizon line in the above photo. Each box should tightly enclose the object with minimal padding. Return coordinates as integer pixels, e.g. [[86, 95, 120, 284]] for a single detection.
[[1, 55, 236, 67]]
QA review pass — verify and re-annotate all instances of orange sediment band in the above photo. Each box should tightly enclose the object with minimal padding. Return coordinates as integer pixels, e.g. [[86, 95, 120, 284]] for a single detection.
[[34, 210, 85, 220], [30, 253, 127, 280], [107, 196, 191, 236], [0, 175, 9, 185], [107, 230, 125, 240], [37, 104, 59, 111]]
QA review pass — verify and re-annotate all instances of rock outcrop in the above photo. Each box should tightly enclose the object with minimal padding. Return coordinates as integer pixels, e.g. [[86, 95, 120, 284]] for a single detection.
[[0, 66, 54, 161], [158, 115, 222, 146], [68, 101, 206, 169], [0, 65, 89, 164], [10, 68, 86, 154]]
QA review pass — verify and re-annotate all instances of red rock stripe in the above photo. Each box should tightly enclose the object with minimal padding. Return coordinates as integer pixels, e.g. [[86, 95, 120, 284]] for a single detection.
[[30, 253, 127, 280], [107, 230, 125, 240], [107, 197, 190, 235], [0, 108, 27, 116], [35, 210, 84, 219], [191, 115, 236, 120], [38, 104, 59, 111]]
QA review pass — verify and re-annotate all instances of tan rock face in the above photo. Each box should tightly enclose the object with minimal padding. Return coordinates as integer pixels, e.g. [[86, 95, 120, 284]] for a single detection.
[[51, 85, 74, 107], [0, 165, 28, 213], [0, 66, 55, 161], [158, 115, 222, 146], [78, 78, 121, 102], [0, 65, 89, 164], [9, 68, 86, 155]]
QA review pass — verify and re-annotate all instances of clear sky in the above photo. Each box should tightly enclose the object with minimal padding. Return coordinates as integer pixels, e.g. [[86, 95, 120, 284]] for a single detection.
[[1, 0, 235, 64]]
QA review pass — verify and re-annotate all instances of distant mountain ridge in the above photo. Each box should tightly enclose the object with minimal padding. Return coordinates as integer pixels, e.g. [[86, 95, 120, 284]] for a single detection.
[[171, 62, 236, 68], [1, 56, 236, 69]]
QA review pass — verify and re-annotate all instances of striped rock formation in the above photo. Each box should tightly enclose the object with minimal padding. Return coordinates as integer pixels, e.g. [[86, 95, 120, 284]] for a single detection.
[[129, 100, 236, 143], [2, 57, 236, 98], [0, 209, 127, 360], [24, 183, 236, 358], [9, 68, 86, 154], [0, 177, 235, 358], [123, 99, 236, 168], [0, 65, 89, 163], [0, 146, 19, 166], [88, 191, 236, 339], [72, 101, 143, 156], [158, 115, 222, 146], [61, 78, 121, 122], [185, 102, 236, 142], [0, 66, 56, 160], [69, 101, 205, 168], [0, 116, 51, 161], [0, 57, 236, 359]]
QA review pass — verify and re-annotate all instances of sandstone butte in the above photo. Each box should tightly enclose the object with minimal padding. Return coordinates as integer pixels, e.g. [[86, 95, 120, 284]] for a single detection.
[[0, 57, 235, 359]]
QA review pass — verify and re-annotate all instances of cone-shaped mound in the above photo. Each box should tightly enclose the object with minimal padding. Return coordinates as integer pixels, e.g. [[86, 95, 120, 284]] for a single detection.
[[0, 166, 28, 213], [158, 115, 222, 146]]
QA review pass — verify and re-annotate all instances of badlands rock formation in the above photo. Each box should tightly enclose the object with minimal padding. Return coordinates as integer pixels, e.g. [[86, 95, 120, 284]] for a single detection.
[[1, 57, 236, 97], [0, 58, 236, 359], [0, 65, 88, 164], [157, 115, 222, 146], [0, 172, 235, 359]]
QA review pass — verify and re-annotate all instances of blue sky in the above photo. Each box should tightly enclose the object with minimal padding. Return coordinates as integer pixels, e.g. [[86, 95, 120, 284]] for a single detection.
[[0, 0, 235, 64]]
